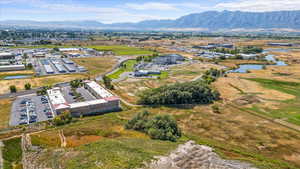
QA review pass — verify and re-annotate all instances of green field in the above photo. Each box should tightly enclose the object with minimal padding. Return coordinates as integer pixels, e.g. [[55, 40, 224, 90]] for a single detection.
[[245, 78, 300, 125], [10, 45, 74, 49], [108, 60, 137, 79], [88, 45, 154, 56], [2, 137, 23, 169]]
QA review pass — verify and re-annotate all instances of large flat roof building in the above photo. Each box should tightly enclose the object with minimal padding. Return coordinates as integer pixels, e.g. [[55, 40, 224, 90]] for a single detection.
[[0, 52, 15, 60], [47, 81, 120, 116]]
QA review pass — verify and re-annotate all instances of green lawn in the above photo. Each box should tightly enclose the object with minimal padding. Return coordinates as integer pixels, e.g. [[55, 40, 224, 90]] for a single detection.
[[3, 137, 23, 169], [244, 78, 300, 125], [108, 60, 137, 79], [88, 45, 154, 56]]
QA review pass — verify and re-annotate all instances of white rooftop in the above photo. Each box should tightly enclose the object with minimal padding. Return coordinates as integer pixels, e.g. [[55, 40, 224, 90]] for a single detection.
[[69, 99, 107, 109], [85, 81, 113, 98], [0, 52, 13, 56], [59, 48, 80, 52], [47, 87, 67, 106]]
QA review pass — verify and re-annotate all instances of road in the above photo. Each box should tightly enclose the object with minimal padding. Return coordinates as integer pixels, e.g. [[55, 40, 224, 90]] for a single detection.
[[0, 82, 70, 100]]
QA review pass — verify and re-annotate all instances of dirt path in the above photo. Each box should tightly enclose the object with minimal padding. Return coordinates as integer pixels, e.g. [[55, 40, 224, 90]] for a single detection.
[[21, 133, 33, 169], [59, 130, 67, 147]]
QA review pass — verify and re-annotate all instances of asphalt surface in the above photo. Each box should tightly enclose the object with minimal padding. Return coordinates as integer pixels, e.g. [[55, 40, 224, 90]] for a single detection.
[[10, 94, 55, 126]]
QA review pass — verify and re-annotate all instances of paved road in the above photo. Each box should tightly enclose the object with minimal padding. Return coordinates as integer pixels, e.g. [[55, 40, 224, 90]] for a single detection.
[[0, 82, 70, 100]]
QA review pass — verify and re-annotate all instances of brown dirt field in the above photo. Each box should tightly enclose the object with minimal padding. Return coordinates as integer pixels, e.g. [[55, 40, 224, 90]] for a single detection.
[[72, 56, 117, 78], [0, 70, 34, 76], [219, 59, 270, 68], [0, 98, 13, 129], [31, 130, 62, 148], [66, 135, 102, 147], [145, 105, 300, 166], [214, 76, 294, 102]]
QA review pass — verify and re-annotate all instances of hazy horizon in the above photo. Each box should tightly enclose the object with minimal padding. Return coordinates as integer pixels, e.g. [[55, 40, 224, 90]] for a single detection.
[[1, 0, 300, 24]]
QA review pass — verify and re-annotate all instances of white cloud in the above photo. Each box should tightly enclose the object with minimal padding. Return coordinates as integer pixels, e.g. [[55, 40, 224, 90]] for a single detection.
[[125, 2, 178, 11], [215, 0, 300, 12]]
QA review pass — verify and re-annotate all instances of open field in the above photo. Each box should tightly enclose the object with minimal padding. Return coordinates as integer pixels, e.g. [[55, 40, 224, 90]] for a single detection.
[[71, 56, 117, 78], [114, 61, 222, 104], [88, 45, 155, 56], [21, 103, 300, 168], [0, 74, 85, 94], [3, 137, 23, 169], [0, 98, 13, 129]]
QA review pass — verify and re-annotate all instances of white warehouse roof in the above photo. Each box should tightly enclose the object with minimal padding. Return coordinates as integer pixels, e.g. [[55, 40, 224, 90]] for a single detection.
[[47, 87, 68, 106], [85, 81, 113, 98]]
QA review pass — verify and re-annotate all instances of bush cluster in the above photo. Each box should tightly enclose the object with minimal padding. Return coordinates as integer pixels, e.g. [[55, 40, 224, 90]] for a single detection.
[[125, 111, 181, 142], [138, 81, 220, 105], [53, 110, 73, 126]]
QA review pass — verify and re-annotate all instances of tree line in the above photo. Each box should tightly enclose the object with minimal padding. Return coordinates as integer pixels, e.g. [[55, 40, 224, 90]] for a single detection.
[[125, 111, 181, 142], [138, 80, 220, 105]]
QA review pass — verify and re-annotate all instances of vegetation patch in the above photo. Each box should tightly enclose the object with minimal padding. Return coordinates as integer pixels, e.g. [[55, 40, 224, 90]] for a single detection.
[[3, 137, 23, 169], [242, 78, 300, 125], [108, 59, 137, 79], [0, 99, 12, 129], [125, 111, 181, 142], [31, 131, 61, 148], [138, 81, 220, 105], [88, 45, 154, 55]]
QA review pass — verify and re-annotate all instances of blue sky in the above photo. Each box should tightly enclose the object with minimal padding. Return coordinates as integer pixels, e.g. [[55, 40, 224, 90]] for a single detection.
[[0, 0, 299, 23]]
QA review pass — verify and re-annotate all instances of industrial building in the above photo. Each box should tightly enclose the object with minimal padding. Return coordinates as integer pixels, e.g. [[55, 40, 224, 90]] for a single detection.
[[268, 43, 293, 47], [152, 54, 185, 65], [47, 81, 120, 116], [0, 65, 25, 72], [0, 52, 15, 60]]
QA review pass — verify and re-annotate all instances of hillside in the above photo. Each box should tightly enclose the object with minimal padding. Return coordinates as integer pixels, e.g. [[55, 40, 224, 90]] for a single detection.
[[2, 10, 300, 30]]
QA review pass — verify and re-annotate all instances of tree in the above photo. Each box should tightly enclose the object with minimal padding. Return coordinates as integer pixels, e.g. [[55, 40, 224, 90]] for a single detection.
[[24, 83, 31, 90], [103, 75, 114, 90], [9, 85, 17, 93], [53, 110, 72, 126], [125, 111, 181, 142], [70, 79, 82, 89], [138, 81, 220, 105]]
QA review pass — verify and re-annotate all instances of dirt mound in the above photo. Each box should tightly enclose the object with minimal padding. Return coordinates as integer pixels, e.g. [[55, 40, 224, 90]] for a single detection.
[[143, 141, 257, 169]]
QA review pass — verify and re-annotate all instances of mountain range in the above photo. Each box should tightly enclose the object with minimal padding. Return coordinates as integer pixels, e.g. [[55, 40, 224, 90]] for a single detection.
[[2, 10, 300, 31]]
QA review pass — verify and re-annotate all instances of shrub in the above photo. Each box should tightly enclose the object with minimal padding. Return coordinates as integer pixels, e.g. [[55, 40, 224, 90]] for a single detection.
[[24, 83, 31, 90], [53, 110, 72, 126], [9, 85, 17, 93], [125, 111, 181, 142], [103, 75, 114, 90]]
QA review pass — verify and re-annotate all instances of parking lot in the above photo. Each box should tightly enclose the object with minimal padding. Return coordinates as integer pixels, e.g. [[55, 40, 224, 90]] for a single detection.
[[10, 94, 55, 126], [34, 58, 87, 76]]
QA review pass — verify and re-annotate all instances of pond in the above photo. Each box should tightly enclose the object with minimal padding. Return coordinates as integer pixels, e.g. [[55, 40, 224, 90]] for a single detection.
[[228, 50, 287, 73], [3, 75, 32, 80]]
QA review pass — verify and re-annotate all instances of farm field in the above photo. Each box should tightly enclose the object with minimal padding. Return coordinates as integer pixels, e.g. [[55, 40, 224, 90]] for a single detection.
[[71, 56, 117, 78], [88, 45, 155, 56]]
